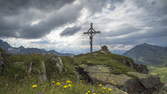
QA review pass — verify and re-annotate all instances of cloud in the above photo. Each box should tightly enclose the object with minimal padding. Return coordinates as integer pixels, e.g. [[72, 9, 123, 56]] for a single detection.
[[60, 26, 81, 36], [0, 0, 167, 54], [0, 0, 75, 14], [0, 0, 114, 39], [0, 0, 80, 39]]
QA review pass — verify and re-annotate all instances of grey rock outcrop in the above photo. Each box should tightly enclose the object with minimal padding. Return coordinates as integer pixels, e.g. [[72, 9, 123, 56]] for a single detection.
[[77, 64, 163, 94], [0, 60, 5, 74], [48, 56, 64, 73], [0, 51, 5, 74], [122, 58, 149, 74], [11, 54, 65, 82]]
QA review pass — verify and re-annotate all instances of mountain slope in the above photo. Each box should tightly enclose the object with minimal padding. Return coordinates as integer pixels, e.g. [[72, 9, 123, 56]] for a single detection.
[[0, 39, 73, 56], [124, 43, 167, 65]]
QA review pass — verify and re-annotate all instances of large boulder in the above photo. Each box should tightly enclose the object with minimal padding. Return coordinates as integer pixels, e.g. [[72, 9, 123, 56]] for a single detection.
[[77, 64, 163, 94], [122, 58, 149, 74], [45, 55, 64, 79], [6, 54, 65, 82], [27, 54, 65, 81], [124, 72, 163, 94], [79, 64, 132, 85]]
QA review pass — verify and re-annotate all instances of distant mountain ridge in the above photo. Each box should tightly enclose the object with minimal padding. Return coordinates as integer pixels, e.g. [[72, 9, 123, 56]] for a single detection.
[[0, 39, 73, 56], [123, 43, 167, 65]]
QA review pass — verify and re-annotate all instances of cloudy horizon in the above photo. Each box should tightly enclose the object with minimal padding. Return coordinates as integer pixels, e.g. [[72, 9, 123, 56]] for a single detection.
[[0, 0, 167, 54]]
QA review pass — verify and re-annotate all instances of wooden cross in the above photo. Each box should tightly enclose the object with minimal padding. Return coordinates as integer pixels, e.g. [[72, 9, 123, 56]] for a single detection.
[[84, 23, 100, 53]]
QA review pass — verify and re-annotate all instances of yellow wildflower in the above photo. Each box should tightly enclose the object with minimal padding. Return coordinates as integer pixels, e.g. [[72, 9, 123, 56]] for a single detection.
[[51, 81, 55, 84], [87, 90, 91, 93], [68, 84, 72, 87], [63, 85, 68, 88], [66, 80, 72, 84], [108, 88, 112, 91], [55, 82, 61, 86], [32, 84, 37, 88]]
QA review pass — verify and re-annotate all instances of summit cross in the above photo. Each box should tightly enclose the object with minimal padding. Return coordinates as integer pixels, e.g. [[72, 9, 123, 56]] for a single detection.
[[84, 23, 101, 53]]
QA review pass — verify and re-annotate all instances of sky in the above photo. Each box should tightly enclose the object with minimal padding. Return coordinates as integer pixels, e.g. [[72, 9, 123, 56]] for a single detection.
[[0, 0, 167, 54]]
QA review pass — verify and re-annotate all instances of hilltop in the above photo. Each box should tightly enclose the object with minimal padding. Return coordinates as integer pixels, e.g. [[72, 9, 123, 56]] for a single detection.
[[0, 46, 166, 94]]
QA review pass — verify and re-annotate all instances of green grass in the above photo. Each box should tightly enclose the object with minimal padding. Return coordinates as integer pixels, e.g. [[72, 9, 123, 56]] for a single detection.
[[148, 66, 167, 82], [0, 77, 116, 94], [74, 51, 135, 74]]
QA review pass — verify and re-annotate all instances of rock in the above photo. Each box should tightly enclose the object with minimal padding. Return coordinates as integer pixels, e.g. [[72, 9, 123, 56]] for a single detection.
[[45, 55, 64, 79], [49, 56, 64, 73], [0, 60, 5, 74], [123, 72, 163, 94], [122, 58, 149, 74], [100, 45, 110, 54], [156, 83, 167, 94], [77, 64, 163, 94], [134, 64, 149, 74], [139, 76, 161, 88], [39, 61, 47, 82], [82, 65, 132, 85]]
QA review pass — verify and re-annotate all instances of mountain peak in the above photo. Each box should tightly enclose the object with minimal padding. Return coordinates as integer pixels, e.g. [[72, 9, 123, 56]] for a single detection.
[[19, 46, 24, 49], [138, 43, 152, 47], [0, 39, 11, 49], [124, 43, 167, 65], [141, 43, 149, 45]]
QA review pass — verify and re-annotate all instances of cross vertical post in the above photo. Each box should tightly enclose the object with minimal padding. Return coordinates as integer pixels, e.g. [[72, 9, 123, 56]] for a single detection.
[[84, 23, 100, 53]]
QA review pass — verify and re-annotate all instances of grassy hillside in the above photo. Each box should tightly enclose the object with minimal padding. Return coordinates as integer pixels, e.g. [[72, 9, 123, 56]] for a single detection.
[[74, 51, 135, 74], [0, 49, 144, 94], [148, 66, 167, 83]]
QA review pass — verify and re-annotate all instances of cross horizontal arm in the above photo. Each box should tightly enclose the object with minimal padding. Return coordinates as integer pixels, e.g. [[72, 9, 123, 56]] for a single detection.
[[83, 32, 90, 34], [83, 31, 101, 34]]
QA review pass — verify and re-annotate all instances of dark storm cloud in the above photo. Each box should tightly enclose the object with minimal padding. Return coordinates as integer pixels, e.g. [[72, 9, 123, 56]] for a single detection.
[[60, 26, 81, 36], [0, 0, 113, 39], [0, 0, 74, 15], [0, 0, 82, 39], [20, 4, 82, 38]]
